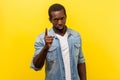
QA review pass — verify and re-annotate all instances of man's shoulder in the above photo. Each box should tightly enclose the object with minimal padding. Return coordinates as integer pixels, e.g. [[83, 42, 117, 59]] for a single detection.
[[68, 28, 79, 33], [37, 32, 45, 38], [67, 28, 80, 37], [35, 32, 45, 42], [36, 27, 54, 40]]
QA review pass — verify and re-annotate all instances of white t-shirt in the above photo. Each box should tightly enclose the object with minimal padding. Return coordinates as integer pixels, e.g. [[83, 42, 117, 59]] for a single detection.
[[56, 32, 71, 80]]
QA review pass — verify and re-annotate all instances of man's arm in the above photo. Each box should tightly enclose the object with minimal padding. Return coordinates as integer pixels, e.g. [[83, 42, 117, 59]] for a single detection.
[[33, 45, 49, 69], [33, 28, 53, 69], [78, 63, 86, 80]]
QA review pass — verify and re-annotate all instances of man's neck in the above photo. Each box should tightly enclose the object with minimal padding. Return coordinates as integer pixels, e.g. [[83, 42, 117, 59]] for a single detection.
[[53, 26, 67, 36]]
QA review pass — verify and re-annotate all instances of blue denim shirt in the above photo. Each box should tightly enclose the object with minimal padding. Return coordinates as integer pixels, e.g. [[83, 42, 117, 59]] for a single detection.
[[31, 27, 85, 80]]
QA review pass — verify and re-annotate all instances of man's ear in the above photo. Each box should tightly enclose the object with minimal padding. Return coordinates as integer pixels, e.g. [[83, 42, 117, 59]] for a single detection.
[[49, 18, 52, 22]]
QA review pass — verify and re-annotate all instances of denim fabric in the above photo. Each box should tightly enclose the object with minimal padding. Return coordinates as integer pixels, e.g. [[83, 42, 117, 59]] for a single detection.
[[31, 27, 85, 80]]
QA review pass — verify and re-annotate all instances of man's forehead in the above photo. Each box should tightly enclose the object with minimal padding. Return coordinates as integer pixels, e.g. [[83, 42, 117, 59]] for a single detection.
[[51, 10, 65, 18]]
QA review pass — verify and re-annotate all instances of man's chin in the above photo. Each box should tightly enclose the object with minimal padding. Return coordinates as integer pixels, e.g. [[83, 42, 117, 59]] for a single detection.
[[58, 27, 64, 31], [53, 25, 66, 31], [57, 26, 65, 30]]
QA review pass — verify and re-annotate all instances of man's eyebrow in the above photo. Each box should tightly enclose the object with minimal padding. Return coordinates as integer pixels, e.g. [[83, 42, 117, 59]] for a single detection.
[[61, 17, 65, 19], [53, 18, 59, 20], [53, 17, 65, 20]]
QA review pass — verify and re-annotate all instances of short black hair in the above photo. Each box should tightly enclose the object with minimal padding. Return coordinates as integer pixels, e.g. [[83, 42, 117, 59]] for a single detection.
[[48, 3, 66, 20]]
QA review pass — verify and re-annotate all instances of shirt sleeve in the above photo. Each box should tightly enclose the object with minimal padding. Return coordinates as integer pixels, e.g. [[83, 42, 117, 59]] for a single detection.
[[78, 49, 85, 63], [30, 35, 44, 70], [78, 35, 85, 64]]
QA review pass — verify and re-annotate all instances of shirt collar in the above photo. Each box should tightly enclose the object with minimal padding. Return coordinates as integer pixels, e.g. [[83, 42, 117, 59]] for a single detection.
[[49, 27, 72, 38]]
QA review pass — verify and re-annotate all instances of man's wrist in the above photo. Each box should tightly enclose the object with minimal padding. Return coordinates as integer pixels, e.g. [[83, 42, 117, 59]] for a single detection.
[[44, 45, 49, 50]]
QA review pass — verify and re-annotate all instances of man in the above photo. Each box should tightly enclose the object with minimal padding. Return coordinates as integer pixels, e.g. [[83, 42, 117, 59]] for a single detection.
[[31, 3, 86, 80]]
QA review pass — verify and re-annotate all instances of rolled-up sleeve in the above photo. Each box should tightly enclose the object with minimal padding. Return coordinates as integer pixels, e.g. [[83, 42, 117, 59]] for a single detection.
[[78, 50, 85, 64], [78, 35, 85, 64], [30, 35, 44, 70]]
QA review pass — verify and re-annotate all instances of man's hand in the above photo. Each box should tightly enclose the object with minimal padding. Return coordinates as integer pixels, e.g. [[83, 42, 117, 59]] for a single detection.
[[44, 28, 53, 48]]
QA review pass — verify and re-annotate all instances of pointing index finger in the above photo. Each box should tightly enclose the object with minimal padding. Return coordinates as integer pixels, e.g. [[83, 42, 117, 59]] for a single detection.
[[45, 28, 48, 36]]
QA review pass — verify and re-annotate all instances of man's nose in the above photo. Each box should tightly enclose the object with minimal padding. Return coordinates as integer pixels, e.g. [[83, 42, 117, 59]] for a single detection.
[[58, 20, 62, 25]]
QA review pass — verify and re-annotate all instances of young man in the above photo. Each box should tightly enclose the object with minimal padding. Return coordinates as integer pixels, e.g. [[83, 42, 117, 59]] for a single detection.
[[31, 3, 86, 80]]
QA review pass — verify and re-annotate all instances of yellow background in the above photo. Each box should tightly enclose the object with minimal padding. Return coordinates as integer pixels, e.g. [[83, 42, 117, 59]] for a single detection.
[[0, 0, 120, 80]]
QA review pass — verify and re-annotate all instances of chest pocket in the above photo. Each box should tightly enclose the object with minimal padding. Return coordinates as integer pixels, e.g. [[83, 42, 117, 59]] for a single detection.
[[46, 46, 58, 61], [74, 43, 80, 57]]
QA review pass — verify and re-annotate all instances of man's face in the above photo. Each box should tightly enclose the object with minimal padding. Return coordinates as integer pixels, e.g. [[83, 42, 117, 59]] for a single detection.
[[50, 10, 66, 30]]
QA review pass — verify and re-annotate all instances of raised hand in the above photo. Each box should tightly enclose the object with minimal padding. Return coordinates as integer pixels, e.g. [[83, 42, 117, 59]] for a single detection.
[[44, 28, 53, 48]]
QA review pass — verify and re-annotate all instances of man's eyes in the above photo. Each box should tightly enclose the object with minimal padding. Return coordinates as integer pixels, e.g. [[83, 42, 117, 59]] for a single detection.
[[61, 17, 65, 20], [54, 18, 59, 21], [53, 17, 65, 21]]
